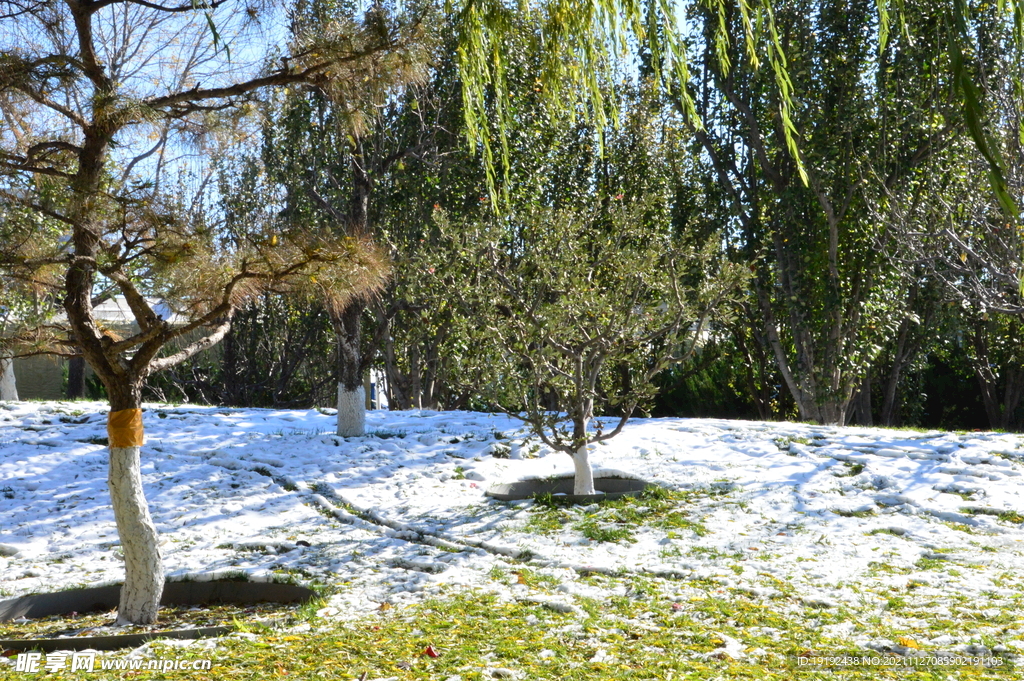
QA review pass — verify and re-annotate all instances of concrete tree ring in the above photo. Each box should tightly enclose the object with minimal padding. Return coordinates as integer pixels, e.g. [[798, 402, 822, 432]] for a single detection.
[[485, 476, 650, 504]]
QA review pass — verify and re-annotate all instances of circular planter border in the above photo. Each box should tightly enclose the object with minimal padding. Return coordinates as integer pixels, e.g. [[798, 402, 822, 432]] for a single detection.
[[0, 580, 315, 652], [485, 476, 650, 503]]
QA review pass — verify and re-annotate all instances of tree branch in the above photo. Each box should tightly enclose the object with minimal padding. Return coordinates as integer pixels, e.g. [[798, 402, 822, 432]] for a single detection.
[[147, 317, 232, 373], [91, 0, 229, 13]]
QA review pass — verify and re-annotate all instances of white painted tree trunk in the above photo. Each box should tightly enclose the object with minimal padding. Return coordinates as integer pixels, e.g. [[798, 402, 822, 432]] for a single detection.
[[572, 443, 596, 495], [0, 358, 17, 401], [108, 445, 164, 624], [337, 383, 366, 437]]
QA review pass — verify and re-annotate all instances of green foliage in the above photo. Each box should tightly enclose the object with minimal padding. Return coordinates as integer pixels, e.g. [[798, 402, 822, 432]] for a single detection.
[[835, 462, 866, 477], [451, 0, 804, 204], [681, 0, 972, 425], [652, 339, 782, 420], [833, 508, 877, 518], [436, 201, 746, 455], [0, 197, 66, 359]]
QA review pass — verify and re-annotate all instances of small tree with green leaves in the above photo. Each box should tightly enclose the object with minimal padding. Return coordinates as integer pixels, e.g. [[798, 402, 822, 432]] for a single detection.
[[443, 202, 747, 495]]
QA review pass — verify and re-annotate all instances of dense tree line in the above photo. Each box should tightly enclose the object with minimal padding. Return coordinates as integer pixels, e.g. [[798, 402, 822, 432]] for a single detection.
[[142, 2, 1024, 432]]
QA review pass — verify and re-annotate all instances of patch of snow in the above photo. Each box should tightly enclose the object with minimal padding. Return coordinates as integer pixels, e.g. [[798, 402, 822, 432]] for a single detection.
[[1, 402, 1024, 631]]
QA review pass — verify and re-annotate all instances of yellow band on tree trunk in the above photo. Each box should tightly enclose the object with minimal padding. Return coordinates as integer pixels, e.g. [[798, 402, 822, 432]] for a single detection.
[[107, 409, 144, 448]]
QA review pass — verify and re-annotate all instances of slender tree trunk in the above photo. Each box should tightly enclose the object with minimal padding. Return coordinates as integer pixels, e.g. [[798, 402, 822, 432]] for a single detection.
[[571, 412, 596, 495], [410, 343, 422, 409], [848, 375, 873, 426], [755, 283, 833, 423], [0, 357, 17, 401], [879, 320, 912, 426], [572, 443, 596, 495], [222, 323, 240, 406], [332, 135, 374, 434], [379, 316, 411, 410], [967, 322, 1006, 430], [731, 317, 773, 420], [67, 356, 86, 399], [974, 365, 1004, 430], [334, 302, 366, 436], [423, 342, 441, 409]]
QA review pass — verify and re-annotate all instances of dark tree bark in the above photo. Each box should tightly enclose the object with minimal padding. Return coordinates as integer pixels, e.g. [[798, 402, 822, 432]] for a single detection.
[[67, 355, 87, 399], [967, 320, 1024, 431], [334, 302, 364, 393], [847, 375, 873, 426]]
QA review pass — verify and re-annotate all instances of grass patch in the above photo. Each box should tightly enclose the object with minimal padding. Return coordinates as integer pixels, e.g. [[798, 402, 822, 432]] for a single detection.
[[867, 561, 912, 576], [834, 462, 866, 477], [0, 578, 1019, 679], [525, 511, 563, 534], [773, 436, 812, 451], [510, 568, 560, 589], [998, 510, 1024, 524], [961, 507, 1024, 524], [525, 486, 716, 544], [914, 557, 951, 571], [369, 428, 408, 440], [0, 599, 311, 641], [865, 528, 904, 537], [832, 508, 876, 518], [575, 519, 635, 543]]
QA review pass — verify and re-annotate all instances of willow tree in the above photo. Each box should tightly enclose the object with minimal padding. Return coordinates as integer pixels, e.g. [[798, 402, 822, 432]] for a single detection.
[[0, 0, 412, 624]]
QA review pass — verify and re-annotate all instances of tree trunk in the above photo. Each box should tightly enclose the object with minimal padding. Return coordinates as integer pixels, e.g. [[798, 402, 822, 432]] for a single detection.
[[222, 324, 240, 406], [331, 133, 373, 434], [967, 321, 1007, 430], [334, 302, 366, 436], [0, 357, 17, 401], [381, 326, 411, 410], [731, 315, 773, 420], [337, 383, 366, 437], [105, 382, 164, 625], [410, 343, 422, 409], [847, 375, 873, 426], [879, 319, 912, 426], [65, 307, 166, 624], [67, 356, 86, 400], [572, 443, 596, 495], [571, 412, 596, 495], [109, 443, 164, 624], [1002, 366, 1024, 431], [756, 285, 836, 424]]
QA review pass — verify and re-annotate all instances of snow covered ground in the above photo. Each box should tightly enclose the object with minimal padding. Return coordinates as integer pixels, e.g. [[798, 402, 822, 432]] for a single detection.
[[2, 400, 1024, 653]]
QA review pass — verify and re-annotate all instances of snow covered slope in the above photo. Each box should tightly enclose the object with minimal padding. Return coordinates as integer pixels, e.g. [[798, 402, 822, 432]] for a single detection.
[[2, 401, 1024, 623]]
